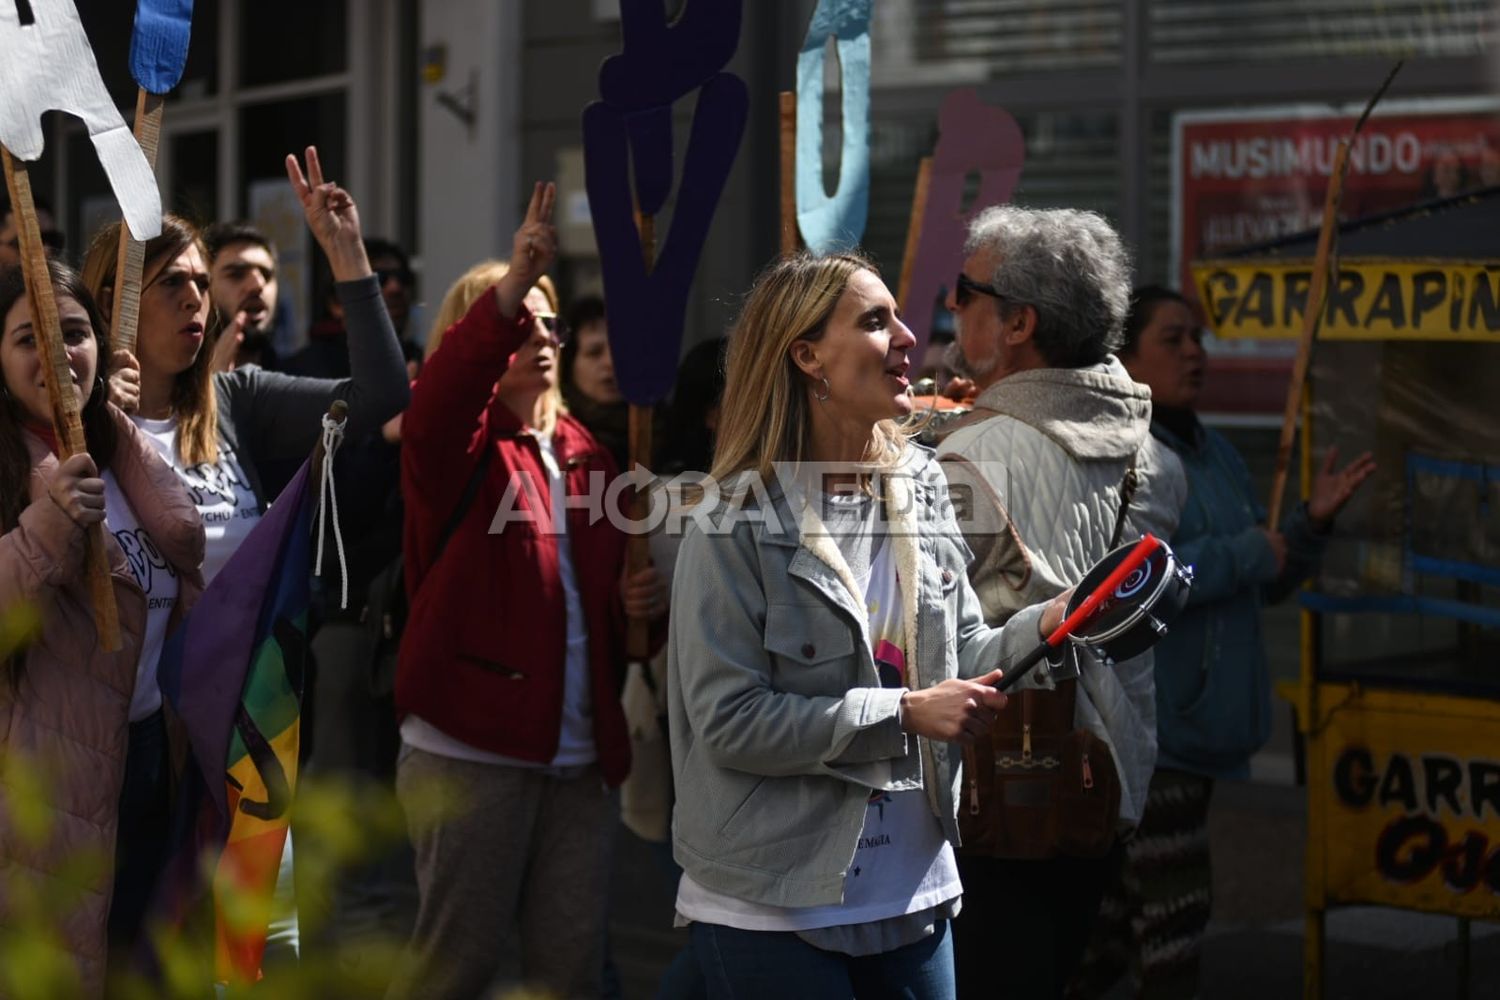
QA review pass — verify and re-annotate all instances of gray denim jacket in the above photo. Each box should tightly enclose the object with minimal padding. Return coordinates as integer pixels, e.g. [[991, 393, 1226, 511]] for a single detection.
[[667, 445, 1048, 909]]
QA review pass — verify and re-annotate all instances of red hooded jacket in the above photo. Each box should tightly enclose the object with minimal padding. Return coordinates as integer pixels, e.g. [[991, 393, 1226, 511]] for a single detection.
[[396, 288, 635, 784]]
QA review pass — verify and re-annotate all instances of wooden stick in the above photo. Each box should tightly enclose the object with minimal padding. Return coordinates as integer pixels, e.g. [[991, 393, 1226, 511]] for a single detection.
[[625, 214, 657, 660], [2, 149, 121, 651], [897, 156, 933, 313], [1267, 61, 1400, 531], [1266, 140, 1348, 532], [779, 91, 798, 255], [110, 89, 165, 355]]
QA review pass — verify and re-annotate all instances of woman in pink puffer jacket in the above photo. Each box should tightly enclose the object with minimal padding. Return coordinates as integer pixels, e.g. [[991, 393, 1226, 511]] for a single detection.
[[0, 259, 204, 998]]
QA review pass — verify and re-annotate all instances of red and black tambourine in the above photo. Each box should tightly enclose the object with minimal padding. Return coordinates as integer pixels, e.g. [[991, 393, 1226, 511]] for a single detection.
[[994, 534, 1194, 692]]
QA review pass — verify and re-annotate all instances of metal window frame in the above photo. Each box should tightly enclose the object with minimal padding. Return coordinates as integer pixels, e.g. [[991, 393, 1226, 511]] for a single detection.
[[50, 0, 408, 242]]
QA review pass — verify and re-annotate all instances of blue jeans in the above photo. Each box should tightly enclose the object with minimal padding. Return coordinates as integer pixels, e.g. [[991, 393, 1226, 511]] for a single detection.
[[692, 919, 954, 1000]]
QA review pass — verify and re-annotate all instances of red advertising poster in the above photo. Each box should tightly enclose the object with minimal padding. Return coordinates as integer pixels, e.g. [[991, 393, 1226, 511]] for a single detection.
[[1174, 98, 1500, 305], [1171, 98, 1500, 415]]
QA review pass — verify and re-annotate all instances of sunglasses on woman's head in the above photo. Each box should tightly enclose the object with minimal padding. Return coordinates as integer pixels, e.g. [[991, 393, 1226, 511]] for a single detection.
[[954, 272, 1004, 307]]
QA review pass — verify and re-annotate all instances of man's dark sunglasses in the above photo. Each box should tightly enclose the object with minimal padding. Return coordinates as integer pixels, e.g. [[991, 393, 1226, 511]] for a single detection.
[[375, 266, 415, 288], [955, 272, 1003, 307]]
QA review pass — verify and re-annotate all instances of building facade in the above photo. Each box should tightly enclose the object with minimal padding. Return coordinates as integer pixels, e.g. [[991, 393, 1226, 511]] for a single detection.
[[40, 0, 1497, 356]]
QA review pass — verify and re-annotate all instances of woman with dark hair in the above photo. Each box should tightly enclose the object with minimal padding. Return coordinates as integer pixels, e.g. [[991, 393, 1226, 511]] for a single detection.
[[560, 294, 630, 472], [85, 146, 410, 585], [83, 146, 410, 968], [1071, 285, 1374, 998], [0, 260, 205, 996]]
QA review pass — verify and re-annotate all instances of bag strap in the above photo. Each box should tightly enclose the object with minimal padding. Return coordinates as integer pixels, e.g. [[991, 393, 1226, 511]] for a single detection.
[[1108, 452, 1140, 550], [432, 445, 495, 568]]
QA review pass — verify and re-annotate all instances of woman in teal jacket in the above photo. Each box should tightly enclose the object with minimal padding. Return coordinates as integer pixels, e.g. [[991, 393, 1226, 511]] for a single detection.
[[1072, 285, 1375, 999]]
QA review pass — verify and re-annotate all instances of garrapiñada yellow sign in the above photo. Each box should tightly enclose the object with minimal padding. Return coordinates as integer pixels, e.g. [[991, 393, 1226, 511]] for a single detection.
[[1191, 259, 1500, 340], [1316, 685, 1500, 919]]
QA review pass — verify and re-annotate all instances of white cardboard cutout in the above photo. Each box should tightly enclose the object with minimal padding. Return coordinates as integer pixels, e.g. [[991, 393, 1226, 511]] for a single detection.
[[0, 0, 162, 240]]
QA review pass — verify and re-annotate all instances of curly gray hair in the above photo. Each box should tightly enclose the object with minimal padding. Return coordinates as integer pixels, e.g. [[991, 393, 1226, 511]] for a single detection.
[[964, 205, 1133, 367]]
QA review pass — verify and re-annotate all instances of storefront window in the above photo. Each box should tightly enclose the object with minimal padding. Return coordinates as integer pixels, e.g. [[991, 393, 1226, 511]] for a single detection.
[[170, 130, 220, 224], [238, 0, 348, 87], [174, 0, 220, 101], [238, 94, 348, 216], [78, 2, 140, 109]]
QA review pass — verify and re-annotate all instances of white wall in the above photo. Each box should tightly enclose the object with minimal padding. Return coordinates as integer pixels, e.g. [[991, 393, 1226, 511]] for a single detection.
[[417, 0, 522, 332]]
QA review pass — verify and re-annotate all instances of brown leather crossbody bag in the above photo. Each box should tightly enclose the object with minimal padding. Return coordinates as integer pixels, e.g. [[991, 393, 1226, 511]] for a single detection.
[[956, 456, 1139, 859], [958, 678, 1121, 858]]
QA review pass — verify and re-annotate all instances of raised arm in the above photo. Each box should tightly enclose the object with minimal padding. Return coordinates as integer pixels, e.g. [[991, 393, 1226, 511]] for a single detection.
[[402, 182, 557, 541], [1263, 447, 1374, 604], [288, 145, 371, 283], [229, 149, 413, 460]]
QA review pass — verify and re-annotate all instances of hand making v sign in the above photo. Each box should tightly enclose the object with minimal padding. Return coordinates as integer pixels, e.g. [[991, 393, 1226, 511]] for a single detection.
[[495, 182, 558, 320], [286, 145, 372, 282]]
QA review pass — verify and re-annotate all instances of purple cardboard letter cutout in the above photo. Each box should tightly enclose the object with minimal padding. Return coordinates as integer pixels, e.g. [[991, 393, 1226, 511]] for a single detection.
[[905, 89, 1025, 364], [583, 0, 748, 405]]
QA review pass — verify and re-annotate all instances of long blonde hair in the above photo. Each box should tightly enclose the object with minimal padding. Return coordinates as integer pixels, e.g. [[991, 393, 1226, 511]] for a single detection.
[[82, 215, 221, 465], [424, 259, 563, 435], [710, 251, 909, 485]]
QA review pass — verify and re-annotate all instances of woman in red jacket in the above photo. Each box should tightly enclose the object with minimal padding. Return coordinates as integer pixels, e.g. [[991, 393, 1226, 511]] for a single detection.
[[390, 183, 664, 999]]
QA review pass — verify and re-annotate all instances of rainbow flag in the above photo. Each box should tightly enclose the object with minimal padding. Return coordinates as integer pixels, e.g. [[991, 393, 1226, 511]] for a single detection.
[[157, 459, 311, 983]]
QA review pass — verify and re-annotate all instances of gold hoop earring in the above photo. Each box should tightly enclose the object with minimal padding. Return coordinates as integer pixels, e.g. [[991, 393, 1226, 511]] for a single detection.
[[814, 376, 831, 402]]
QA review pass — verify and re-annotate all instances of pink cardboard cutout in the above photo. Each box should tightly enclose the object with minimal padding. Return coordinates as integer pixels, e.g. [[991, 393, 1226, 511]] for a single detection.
[[905, 89, 1025, 366]]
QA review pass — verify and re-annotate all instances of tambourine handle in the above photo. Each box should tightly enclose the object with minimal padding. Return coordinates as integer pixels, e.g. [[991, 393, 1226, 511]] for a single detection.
[[993, 643, 1053, 693]]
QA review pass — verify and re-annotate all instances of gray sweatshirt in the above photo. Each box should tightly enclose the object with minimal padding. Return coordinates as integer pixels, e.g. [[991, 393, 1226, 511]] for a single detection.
[[215, 274, 410, 508]]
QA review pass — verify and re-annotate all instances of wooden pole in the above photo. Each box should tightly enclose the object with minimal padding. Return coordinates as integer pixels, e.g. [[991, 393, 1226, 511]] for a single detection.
[[2, 149, 121, 651], [1265, 141, 1348, 532], [1268, 60, 1400, 532], [110, 90, 165, 355], [625, 213, 656, 660], [896, 156, 933, 313], [779, 91, 798, 255]]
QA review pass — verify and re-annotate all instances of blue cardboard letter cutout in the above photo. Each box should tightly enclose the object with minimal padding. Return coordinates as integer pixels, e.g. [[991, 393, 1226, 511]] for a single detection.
[[130, 0, 194, 94], [795, 0, 870, 254]]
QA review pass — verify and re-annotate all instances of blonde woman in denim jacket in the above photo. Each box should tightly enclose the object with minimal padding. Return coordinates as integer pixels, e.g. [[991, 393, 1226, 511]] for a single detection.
[[667, 252, 1069, 998]]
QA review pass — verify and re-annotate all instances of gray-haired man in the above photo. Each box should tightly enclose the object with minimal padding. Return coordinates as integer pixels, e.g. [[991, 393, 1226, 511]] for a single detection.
[[936, 206, 1185, 998]]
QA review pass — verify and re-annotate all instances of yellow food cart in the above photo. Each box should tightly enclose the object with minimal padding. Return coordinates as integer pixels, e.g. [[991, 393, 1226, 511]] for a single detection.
[[1193, 186, 1500, 999]]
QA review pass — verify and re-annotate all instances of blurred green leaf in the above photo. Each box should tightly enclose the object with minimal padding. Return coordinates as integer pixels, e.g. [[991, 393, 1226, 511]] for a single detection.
[[0, 599, 42, 660]]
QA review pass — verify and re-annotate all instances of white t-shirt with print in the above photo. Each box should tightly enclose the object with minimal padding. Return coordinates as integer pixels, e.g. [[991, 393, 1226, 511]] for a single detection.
[[133, 416, 262, 587], [675, 534, 962, 931], [103, 470, 180, 722]]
